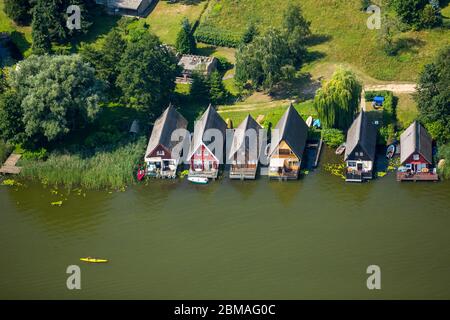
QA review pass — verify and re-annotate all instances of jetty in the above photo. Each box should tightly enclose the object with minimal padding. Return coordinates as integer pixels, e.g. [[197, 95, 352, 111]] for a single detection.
[[313, 138, 324, 168], [0, 154, 22, 175]]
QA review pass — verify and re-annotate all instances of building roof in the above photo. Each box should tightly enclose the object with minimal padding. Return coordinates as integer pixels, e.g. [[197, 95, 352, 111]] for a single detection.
[[269, 104, 308, 159], [400, 121, 433, 164], [178, 54, 216, 73], [228, 115, 263, 161], [145, 104, 188, 160], [188, 105, 227, 159], [344, 111, 377, 161], [109, 0, 143, 10]]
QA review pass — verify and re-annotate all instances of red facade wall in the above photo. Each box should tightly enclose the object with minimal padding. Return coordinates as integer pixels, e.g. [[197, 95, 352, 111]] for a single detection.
[[148, 144, 172, 159], [189, 144, 219, 170], [403, 153, 430, 165]]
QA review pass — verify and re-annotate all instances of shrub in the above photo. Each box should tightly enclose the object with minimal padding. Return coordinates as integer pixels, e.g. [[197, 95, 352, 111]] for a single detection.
[[378, 123, 397, 145], [22, 147, 48, 161], [322, 128, 345, 148], [0, 140, 13, 164], [438, 143, 450, 179], [194, 25, 242, 48]]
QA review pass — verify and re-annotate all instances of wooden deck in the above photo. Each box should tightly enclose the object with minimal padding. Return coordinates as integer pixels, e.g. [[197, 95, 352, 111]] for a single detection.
[[229, 166, 257, 180], [0, 154, 22, 175], [397, 172, 439, 182]]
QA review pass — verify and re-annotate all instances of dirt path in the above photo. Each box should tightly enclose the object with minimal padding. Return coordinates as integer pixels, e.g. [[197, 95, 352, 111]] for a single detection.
[[364, 83, 417, 93]]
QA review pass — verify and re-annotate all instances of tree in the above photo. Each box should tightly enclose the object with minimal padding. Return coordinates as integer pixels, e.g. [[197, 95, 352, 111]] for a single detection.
[[313, 69, 362, 130], [117, 32, 179, 118], [282, 3, 311, 65], [7, 55, 104, 144], [416, 46, 450, 144], [209, 71, 228, 104], [80, 29, 127, 92], [31, 0, 52, 54], [390, 0, 442, 29], [235, 28, 295, 91], [242, 22, 258, 44], [378, 15, 399, 56], [4, 0, 32, 25], [175, 18, 196, 54], [0, 68, 7, 94], [190, 72, 210, 103], [0, 90, 26, 144]]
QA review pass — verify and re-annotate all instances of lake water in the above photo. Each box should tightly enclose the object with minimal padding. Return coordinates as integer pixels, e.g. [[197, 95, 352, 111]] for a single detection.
[[1, 150, 449, 299]]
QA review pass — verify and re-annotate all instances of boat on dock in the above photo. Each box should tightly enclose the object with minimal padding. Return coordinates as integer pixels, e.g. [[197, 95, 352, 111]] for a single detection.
[[386, 144, 395, 159], [188, 177, 209, 184], [306, 116, 313, 127], [335, 143, 346, 155]]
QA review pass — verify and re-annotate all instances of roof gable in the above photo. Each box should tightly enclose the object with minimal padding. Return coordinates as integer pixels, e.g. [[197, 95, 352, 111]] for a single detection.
[[145, 104, 188, 159], [344, 111, 377, 161], [228, 115, 263, 160], [400, 121, 433, 164], [188, 105, 227, 159], [269, 105, 308, 159]]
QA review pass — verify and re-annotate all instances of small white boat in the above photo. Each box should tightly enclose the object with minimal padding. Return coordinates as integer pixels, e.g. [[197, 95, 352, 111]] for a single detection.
[[335, 143, 346, 155], [386, 144, 395, 159], [188, 177, 209, 184], [306, 116, 313, 127]]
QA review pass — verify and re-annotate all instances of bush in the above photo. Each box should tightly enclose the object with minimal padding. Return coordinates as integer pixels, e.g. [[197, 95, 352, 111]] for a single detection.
[[0, 140, 13, 164], [194, 25, 242, 48], [322, 128, 345, 148], [22, 147, 48, 161], [378, 123, 397, 145], [438, 143, 450, 179], [215, 56, 233, 73]]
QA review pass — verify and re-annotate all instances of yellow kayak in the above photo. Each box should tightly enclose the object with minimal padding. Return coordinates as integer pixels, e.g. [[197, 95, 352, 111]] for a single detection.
[[80, 257, 108, 263]]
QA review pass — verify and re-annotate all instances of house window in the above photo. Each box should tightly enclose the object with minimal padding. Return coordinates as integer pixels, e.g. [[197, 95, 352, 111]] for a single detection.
[[348, 161, 357, 168], [413, 154, 420, 161], [360, 152, 364, 157], [157, 150, 165, 156], [204, 150, 209, 156]]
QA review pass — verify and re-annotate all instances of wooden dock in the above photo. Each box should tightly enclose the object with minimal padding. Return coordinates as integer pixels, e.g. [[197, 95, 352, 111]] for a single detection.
[[0, 154, 22, 175], [313, 138, 324, 168]]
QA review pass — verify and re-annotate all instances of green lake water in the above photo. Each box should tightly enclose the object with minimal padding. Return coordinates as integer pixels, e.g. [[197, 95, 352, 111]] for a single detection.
[[1, 152, 450, 299]]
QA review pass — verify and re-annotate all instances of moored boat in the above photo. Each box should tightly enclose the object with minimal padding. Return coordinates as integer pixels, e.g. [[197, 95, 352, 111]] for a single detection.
[[335, 143, 346, 155], [306, 116, 313, 127], [188, 177, 209, 184], [386, 144, 395, 159]]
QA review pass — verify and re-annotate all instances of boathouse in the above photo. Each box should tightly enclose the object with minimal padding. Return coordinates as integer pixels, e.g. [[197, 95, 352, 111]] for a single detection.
[[229, 115, 264, 180], [397, 121, 438, 182], [344, 111, 377, 182], [95, 0, 154, 17], [268, 105, 308, 180], [144, 104, 188, 178], [187, 105, 227, 179]]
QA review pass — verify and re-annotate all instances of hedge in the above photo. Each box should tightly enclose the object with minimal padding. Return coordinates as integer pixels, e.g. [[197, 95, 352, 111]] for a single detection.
[[194, 25, 242, 48]]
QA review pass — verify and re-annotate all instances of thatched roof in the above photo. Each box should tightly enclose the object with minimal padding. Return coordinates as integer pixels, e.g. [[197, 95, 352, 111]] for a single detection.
[[344, 111, 377, 161], [269, 104, 308, 159], [188, 104, 227, 159], [228, 115, 263, 161], [145, 104, 188, 159], [400, 121, 433, 164]]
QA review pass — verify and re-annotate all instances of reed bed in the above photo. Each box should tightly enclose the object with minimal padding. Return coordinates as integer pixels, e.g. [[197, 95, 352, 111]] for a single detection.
[[20, 138, 146, 190]]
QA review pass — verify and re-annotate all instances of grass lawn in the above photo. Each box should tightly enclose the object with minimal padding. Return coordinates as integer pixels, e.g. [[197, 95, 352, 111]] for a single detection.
[[396, 93, 419, 130], [0, 0, 32, 57], [197, 0, 450, 82], [144, 0, 208, 45], [218, 96, 316, 127]]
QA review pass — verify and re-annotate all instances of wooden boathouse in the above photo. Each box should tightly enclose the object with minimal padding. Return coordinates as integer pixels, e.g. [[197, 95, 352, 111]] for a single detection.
[[187, 105, 227, 179], [397, 121, 438, 182], [144, 104, 188, 178], [229, 115, 264, 180], [268, 105, 308, 180], [344, 111, 377, 182]]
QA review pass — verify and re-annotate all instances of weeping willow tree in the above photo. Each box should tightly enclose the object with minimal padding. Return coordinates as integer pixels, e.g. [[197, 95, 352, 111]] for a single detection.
[[314, 69, 362, 130]]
